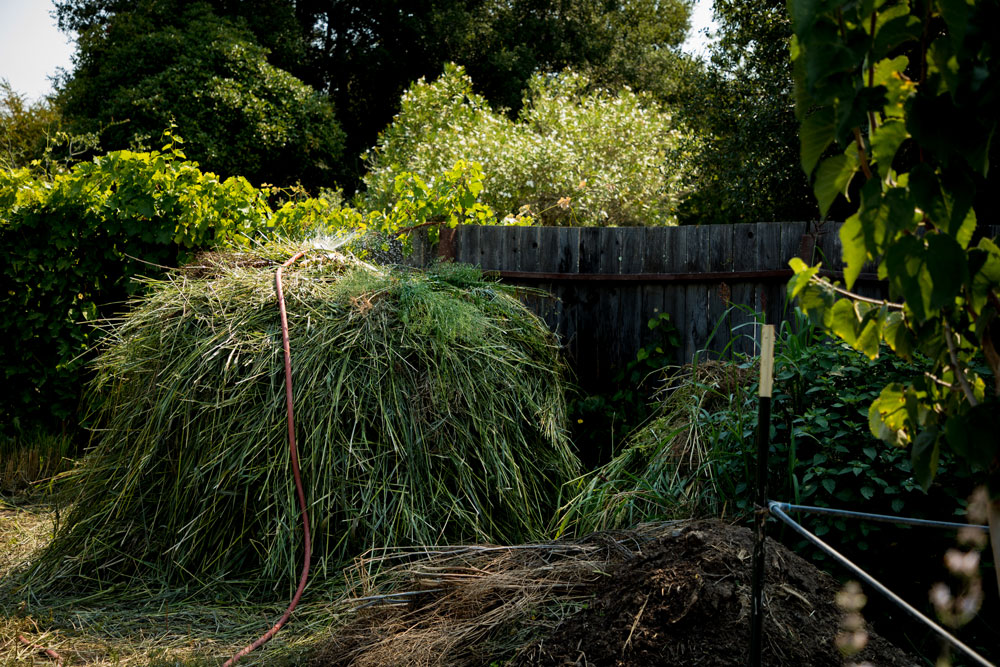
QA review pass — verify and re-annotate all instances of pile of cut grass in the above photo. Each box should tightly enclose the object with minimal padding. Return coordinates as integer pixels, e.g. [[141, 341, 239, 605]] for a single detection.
[[25, 249, 577, 596], [556, 360, 755, 535]]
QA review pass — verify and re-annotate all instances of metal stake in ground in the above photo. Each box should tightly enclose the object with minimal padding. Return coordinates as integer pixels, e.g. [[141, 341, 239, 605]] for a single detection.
[[748, 324, 775, 667]]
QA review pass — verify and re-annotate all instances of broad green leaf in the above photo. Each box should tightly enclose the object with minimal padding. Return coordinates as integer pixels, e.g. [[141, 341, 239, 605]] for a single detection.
[[872, 5, 922, 61], [134, 195, 156, 219], [870, 118, 907, 175], [970, 238, 1000, 312], [814, 148, 860, 218], [830, 298, 861, 345], [839, 212, 868, 290], [855, 305, 883, 359], [909, 164, 946, 224], [925, 233, 968, 310], [939, 168, 977, 246], [795, 281, 836, 325], [911, 428, 940, 491], [938, 0, 972, 50], [787, 257, 821, 299], [885, 235, 932, 322], [869, 382, 909, 446], [881, 310, 914, 358], [800, 107, 836, 175]]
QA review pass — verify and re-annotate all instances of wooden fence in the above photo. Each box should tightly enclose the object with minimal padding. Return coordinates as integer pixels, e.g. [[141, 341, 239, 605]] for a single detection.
[[406, 222, 995, 389]]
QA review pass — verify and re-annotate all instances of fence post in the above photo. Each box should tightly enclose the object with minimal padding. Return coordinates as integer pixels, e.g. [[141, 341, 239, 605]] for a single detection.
[[749, 324, 775, 667]]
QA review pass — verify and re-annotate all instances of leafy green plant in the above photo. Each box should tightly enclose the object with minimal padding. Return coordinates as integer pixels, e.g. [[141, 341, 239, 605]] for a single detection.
[[56, 1, 345, 188], [785, 0, 1000, 589], [1, 127, 505, 437], [0, 138, 275, 432], [363, 64, 696, 226], [560, 311, 970, 555]]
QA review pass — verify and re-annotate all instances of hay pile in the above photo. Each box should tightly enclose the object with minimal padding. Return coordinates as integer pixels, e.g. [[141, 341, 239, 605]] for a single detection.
[[557, 361, 755, 534], [27, 250, 578, 594], [310, 524, 670, 666]]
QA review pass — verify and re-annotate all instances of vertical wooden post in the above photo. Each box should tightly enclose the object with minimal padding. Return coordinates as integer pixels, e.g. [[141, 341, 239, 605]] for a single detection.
[[749, 324, 775, 667], [436, 226, 457, 262]]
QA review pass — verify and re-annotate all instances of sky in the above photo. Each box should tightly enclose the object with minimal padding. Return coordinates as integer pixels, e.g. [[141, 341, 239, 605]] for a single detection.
[[0, 0, 718, 104], [0, 0, 75, 103], [682, 0, 720, 58]]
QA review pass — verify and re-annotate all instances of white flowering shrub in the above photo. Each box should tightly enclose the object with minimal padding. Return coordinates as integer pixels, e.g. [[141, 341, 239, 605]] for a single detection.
[[362, 64, 697, 226]]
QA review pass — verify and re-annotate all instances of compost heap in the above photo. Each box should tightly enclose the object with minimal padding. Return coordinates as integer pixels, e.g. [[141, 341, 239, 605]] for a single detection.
[[311, 520, 916, 666], [28, 251, 578, 593]]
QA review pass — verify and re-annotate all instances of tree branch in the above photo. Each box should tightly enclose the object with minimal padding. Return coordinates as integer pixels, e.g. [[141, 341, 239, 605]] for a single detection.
[[853, 127, 874, 180], [943, 322, 979, 407], [810, 275, 904, 309]]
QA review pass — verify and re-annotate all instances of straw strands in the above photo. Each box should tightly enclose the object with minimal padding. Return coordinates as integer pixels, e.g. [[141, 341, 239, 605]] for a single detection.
[[556, 361, 755, 535], [312, 523, 675, 666], [26, 251, 578, 596]]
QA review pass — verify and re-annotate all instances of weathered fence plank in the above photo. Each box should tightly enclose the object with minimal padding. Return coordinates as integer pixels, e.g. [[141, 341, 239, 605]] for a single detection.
[[640, 227, 669, 356], [405, 222, 1000, 390]]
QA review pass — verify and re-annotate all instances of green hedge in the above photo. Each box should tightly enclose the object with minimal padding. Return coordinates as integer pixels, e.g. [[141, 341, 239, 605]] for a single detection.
[[0, 142, 272, 432]]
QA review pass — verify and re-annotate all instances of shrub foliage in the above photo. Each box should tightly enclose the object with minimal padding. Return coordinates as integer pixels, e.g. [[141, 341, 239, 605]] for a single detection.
[[0, 140, 272, 431], [363, 64, 696, 226]]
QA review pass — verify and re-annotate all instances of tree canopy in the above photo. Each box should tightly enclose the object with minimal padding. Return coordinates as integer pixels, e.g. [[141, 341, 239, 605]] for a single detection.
[[675, 0, 822, 224], [364, 64, 694, 226], [55, 0, 344, 188], [53, 0, 694, 189]]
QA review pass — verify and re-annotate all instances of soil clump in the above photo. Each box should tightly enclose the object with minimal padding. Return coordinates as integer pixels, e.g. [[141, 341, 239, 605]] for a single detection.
[[312, 520, 917, 666]]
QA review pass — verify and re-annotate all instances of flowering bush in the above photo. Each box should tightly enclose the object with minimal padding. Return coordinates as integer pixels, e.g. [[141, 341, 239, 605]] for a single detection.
[[363, 64, 697, 226]]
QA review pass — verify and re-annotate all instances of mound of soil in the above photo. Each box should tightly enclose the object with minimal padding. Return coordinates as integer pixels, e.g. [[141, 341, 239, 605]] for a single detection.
[[515, 521, 914, 666], [313, 520, 917, 666]]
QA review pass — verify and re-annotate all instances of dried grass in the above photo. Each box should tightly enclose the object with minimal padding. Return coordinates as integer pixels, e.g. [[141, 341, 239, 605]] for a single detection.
[[1, 496, 684, 667], [311, 522, 683, 666]]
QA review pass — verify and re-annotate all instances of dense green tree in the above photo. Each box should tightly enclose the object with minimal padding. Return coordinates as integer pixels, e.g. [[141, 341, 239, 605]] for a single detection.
[[56, 0, 693, 188], [292, 0, 693, 182], [55, 1, 344, 188], [676, 0, 823, 225], [0, 81, 61, 169]]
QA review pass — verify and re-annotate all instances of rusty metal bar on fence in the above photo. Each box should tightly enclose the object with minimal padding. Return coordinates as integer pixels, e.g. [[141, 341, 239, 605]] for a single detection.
[[488, 269, 884, 284]]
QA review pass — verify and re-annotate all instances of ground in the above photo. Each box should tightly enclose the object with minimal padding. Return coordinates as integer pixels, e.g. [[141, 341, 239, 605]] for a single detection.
[[2, 498, 919, 666], [309, 521, 916, 666]]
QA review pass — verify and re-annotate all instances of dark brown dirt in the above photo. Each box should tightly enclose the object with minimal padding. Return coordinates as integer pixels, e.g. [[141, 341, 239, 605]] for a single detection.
[[312, 520, 919, 666], [513, 520, 916, 667]]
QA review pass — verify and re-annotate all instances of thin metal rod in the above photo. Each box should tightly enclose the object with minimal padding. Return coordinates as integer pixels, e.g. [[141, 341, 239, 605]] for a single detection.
[[772, 502, 989, 531], [769, 502, 994, 667]]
